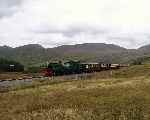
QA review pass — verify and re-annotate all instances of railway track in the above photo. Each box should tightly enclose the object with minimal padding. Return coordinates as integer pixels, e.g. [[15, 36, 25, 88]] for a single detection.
[[0, 76, 46, 82], [0, 76, 51, 90], [0, 72, 107, 93], [0, 74, 91, 89]]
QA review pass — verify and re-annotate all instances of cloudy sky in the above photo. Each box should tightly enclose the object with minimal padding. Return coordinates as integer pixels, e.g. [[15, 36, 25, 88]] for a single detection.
[[0, 0, 150, 48]]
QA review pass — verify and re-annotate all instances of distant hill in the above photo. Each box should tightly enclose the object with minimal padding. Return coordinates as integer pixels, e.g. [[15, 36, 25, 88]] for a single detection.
[[138, 44, 150, 55], [0, 43, 150, 67]]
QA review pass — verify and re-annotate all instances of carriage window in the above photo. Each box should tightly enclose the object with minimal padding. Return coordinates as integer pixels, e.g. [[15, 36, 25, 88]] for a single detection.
[[86, 65, 89, 69], [64, 63, 70, 67]]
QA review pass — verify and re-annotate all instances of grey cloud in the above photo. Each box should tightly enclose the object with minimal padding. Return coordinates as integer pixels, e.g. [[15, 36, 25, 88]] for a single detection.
[[107, 35, 150, 49], [32, 24, 150, 49], [33, 25, 109, 37], [62, 26, 108, 37], [109, 37, 137, 44], [0, 0, 21, 7], [0, 0, 22, 18]]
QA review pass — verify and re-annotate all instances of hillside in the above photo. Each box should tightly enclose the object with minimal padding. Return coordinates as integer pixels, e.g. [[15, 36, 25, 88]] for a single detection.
[[0, 43, 150, 67]]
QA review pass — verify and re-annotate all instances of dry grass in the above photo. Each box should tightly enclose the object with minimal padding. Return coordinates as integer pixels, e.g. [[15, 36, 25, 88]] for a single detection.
[[1, 78, 150, 119], [1, 65, 150, 119], [0, 72, 42, 80]]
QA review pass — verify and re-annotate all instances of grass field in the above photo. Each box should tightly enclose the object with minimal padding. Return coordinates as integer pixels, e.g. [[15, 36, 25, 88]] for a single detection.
[[1, 64, 150, 120], [0, 72, 42, 80]]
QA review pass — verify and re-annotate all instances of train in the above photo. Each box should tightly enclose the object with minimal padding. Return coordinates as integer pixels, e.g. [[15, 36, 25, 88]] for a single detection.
[[42, 60, 121, 77]]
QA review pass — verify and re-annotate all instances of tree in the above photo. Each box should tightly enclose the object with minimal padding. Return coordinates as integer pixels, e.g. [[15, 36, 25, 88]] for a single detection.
[[0, 58, 24, 72]]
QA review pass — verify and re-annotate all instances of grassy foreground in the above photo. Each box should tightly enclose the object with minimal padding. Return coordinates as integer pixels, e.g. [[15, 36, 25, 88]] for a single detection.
[[1, 65, 150, 120]]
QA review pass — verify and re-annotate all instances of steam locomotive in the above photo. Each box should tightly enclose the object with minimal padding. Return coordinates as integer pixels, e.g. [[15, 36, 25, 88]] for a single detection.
[[43, 60, 120, 77]]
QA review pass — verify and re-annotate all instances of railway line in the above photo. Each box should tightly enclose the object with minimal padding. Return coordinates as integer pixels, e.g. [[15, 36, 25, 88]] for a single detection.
[[0, 76, 50, 91], [0, 73, 93, 92]]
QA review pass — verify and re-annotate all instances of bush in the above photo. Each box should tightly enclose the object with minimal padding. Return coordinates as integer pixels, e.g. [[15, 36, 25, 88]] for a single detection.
[[131, 58, 142, 65], [26, 66, 42, 73], [0, 58, 24, 72]]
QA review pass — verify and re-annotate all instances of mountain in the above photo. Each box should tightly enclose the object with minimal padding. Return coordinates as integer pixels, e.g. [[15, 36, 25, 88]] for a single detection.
[[138, 44, 150, 55], [0, 43, 150, 67], [49, 43, 126, 55], [48, 43, 130, 63], [0, 46, 13, 58], [13, 44, 51, 66]]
